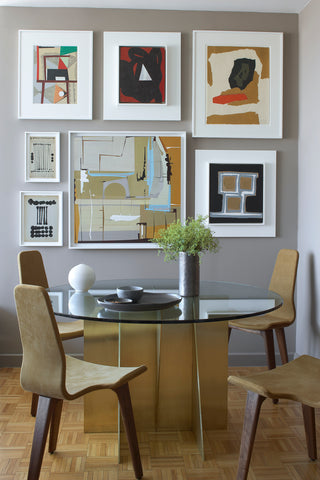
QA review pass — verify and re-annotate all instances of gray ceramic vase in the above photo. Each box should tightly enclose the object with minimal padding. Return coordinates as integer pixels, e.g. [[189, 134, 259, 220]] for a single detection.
[[178, 252, 200, 296]]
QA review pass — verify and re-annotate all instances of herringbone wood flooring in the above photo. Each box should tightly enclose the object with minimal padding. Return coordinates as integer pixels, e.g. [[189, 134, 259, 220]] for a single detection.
[[1, 367, 320, 479]]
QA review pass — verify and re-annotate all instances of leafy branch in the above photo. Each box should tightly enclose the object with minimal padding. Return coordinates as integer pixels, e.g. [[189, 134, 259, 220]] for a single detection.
[[151, 215, 220, 262]]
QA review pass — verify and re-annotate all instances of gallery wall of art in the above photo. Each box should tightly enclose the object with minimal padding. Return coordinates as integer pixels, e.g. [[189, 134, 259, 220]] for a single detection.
[[0, 6, 298, 366]]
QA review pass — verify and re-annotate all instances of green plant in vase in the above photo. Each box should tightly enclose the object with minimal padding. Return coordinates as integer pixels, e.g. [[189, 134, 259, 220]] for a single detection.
[[152, 215, 220, 295]]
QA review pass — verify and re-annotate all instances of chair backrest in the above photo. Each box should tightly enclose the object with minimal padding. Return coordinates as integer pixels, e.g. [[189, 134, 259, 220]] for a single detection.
[[18, 250, 49, 288], [269, 249, 299, 324], [14, 284, 67, 399]]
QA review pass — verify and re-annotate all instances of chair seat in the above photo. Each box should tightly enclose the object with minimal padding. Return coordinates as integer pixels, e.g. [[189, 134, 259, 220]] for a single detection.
[[229, 313, 292, 331], [65, 355, 147, 399], [228, 355, 320, 407], [57, 320, 84, 340]]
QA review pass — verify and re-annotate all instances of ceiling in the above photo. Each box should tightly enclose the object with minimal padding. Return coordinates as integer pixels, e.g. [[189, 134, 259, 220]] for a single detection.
[[0, 0, 312, 13]]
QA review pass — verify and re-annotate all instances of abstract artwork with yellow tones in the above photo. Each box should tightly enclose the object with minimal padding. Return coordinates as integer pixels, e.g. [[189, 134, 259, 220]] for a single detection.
[[206, 46, 270, 126], [192, 31, 283, 138], [69, 132, 186, 249]]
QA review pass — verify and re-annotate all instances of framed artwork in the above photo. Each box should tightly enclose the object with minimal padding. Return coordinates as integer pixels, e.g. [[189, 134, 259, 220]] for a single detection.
[[192, 31, 283, 138], [195, 150, 276, 237], [103, 32, 181, 121], [20, 191, 63, 246], [18, 30, 93, 119], [25, 132, 60, 182], [68, 131, 186, 249]]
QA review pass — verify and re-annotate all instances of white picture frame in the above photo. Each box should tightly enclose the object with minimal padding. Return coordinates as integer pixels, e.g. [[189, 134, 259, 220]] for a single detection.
[[18, 30, 93, 119], [103, 32, 181, 121], [25, 132, 60, 182], [192, 30, 283, 138], [20, 191, 63, 246], [195, 150, 276, 237], [68, 131, 186, 249]]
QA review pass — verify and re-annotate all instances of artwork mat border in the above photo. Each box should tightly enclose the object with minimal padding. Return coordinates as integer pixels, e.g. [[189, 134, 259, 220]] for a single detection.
[[68, 130, 186, 249], [195, 150, 276, 237], [192, 30, 283, 138], [20, 190, 63, 246], [103, 32, 181, 120], [18, 30, 93, 119], [25, 132, 60, 182]]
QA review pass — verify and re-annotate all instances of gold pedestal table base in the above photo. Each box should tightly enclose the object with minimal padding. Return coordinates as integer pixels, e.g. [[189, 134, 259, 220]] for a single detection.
[[84, 319, 228, 460]]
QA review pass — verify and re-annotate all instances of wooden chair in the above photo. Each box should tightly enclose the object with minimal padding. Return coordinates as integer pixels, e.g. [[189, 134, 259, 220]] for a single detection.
[[14, 284, 147, 480], [228, 355, 319, 480], [228, 249, 299, 370], [18, 250, 84, 416]]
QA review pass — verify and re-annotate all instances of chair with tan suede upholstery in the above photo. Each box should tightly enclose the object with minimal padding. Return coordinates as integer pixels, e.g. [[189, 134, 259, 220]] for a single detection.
[[14, 284, 147, 480], [229, 249, 299, 370], [229, 355, 320, 480], [18, 250, 84, 416]]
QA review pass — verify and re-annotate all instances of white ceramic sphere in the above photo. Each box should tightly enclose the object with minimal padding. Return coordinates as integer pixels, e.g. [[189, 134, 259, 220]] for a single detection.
[[68, 264, 96, 292]]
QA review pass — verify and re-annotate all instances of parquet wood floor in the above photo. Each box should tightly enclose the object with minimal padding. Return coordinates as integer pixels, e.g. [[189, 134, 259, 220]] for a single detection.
[[1, 367, 320, 480]]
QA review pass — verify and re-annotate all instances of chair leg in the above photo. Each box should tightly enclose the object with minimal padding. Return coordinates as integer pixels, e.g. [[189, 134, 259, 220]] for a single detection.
[[261, 330, 276, 370], [31, 393, 39, 417], [228, 326, 232, 343], [48, 399, 63, 454], [302, 404, 317, 460], [113, 383, 143, 480], [28, 396, 58, 480], [236, 391, 265, 480], [275, 327, 289, 364], [261, 330, 278, 403]]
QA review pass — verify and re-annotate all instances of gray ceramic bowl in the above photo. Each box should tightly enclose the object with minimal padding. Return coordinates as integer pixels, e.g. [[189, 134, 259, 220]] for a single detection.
[[116, 285, 144, 302]]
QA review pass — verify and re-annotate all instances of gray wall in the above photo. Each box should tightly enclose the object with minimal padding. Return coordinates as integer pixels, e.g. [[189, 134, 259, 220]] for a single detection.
[[0, 7, 299, 366], [297, 0, 320, 357]]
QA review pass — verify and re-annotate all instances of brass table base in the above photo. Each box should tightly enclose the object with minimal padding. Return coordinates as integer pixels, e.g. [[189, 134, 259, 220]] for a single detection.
[[84, 320, 228, 459]]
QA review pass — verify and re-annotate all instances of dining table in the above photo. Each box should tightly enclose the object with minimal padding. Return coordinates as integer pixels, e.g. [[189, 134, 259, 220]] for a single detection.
[[48, 278, 283, 459]]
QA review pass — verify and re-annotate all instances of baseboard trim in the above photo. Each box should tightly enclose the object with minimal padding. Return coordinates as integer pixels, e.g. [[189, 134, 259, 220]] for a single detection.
[[0, 355, 22, 368], [228, 352, 294, 367], [0, 353, 84, 368]]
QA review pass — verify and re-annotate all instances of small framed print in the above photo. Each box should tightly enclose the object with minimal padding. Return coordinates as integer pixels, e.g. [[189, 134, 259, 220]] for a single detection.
[[103, 32, 181, 121], [25, 132, 60, 182], [20, 191, 63, 246], [18, 30, 93, 119], [195, 150, 276, 237]]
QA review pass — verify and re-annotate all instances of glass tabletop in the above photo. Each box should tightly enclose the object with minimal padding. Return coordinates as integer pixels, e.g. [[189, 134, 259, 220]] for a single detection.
[[48, 279, 283, 324]]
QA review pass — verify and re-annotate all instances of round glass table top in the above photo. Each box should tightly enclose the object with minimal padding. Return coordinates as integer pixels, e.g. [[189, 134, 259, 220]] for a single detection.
[[48, 279, 283, 325]]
